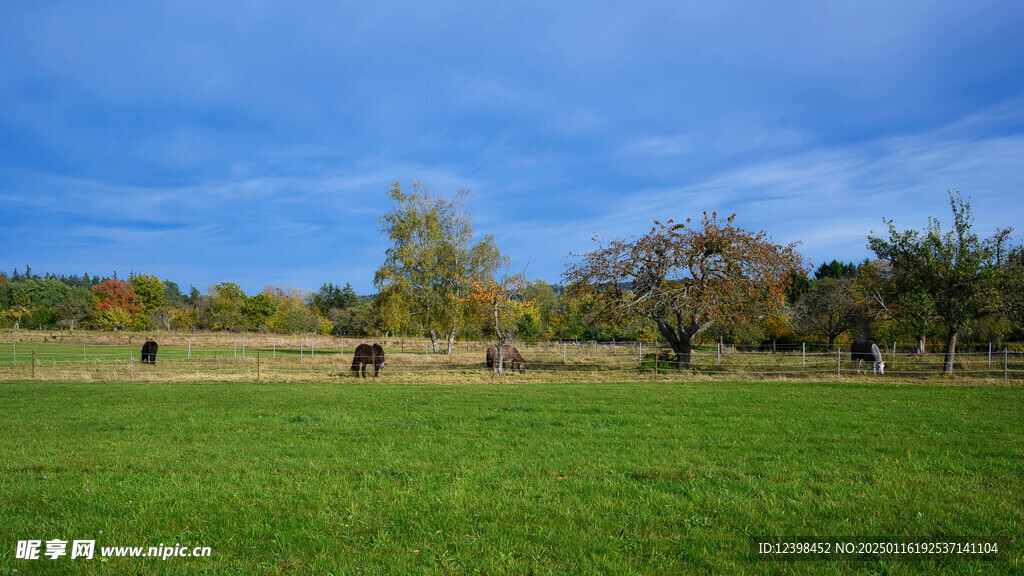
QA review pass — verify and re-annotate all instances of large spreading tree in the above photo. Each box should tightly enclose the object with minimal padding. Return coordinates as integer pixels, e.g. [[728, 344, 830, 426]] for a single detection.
[[564, 212, 804, 368], [868, 192, 999, 374]]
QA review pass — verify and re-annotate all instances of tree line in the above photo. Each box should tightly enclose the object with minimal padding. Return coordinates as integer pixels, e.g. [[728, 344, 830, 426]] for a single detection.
[[2, 186, 1022, 373]]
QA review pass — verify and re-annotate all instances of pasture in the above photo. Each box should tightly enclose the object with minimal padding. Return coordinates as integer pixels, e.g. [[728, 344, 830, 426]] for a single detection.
[[1, 331, 1023, 384], [1, 377, 1022, 575]]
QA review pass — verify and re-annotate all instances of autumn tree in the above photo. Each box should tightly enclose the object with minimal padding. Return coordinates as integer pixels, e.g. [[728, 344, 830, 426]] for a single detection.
[[868, 192, 998, 374], [467, 261, 528, 375], [564, 212, 805, 368], [793, 276, 864, 348], [375, 180, 500, 353], [91, 278, 141, 331]]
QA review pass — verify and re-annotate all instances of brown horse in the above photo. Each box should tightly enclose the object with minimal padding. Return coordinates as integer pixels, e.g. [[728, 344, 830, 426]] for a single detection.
[[486, 344, 527, 374], [141, 340, 158, 364], [351, 343, 386, 378]]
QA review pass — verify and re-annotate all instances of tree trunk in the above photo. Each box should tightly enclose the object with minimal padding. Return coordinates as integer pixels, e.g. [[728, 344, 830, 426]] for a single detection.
[[673, 340, 692, 369], [429, 328, 440, 354], [655, 316, 709, 370], [942, 331, 958, 375], [446, 326, 456, 355], [916, 334, 926, 355]]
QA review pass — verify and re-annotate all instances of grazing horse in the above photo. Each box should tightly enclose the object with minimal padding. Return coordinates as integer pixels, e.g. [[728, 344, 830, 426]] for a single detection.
[[140, 340, 158, 365], [486, 344, 527, 374], [851, 339, 885, 375], [351, 343, 386, 378]]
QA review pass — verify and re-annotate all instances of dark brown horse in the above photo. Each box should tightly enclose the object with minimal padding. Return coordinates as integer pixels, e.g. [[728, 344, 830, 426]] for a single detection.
[[486, 344, 527, 374], [141, 340, 158, 364], [351, 343, 386, 378]]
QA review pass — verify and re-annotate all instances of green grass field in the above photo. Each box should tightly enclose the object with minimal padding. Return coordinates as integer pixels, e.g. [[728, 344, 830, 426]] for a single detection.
[[2, 379, 1022, 575]]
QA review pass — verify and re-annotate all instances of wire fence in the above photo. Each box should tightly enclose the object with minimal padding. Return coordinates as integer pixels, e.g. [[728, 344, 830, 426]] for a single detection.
[[0, 340, 1022, 384]]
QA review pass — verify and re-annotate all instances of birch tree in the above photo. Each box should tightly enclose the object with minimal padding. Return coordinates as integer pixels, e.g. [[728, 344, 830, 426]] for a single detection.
[[375, 181, 498, 353]]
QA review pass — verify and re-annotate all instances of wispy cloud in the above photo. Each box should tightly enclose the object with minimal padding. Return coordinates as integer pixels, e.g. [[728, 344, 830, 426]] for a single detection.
[[2, 1, 1023, 293]]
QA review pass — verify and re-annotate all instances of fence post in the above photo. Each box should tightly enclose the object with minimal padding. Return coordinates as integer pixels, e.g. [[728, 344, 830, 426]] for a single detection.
[[639, 342, 643, 362], [425, 343, 429, 361], [32, 351, 35, 379], [130, 352, 134, 382], [655, 351, 658, 378], [257, 351, 260, 381], [312, 338, 315, 357], [563, 342, 566, 363], [802, 342, 806, 368], [717, 342, 721, 364], [300, 343, 303, 364], [837, 347, 841, 377], [341, 337, 344, 356], [12, 342, 15, 365], [84, 343, 87, 362], [242, 340, 246, 360], [273, 339, 276, 358], [989, 342, 992, 368], [188, 340, 191, 359], [1006, 349, 1009, 384]]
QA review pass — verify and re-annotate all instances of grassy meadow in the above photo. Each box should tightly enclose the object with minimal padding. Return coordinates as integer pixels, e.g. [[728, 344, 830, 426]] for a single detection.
[[1, 331, 1022, 384], [1, 378, 1022, 575]]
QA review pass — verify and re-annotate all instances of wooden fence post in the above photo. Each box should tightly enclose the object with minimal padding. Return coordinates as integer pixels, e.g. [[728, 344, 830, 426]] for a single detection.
[[32, 351, 35, 379]]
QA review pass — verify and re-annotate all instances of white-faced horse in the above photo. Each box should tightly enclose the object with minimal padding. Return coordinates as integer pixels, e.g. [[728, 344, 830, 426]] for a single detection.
[[851, 339, 885, 375]]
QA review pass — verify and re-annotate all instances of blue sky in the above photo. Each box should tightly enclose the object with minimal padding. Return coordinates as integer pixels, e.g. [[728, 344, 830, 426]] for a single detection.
[[2, 1, 1023, 295]]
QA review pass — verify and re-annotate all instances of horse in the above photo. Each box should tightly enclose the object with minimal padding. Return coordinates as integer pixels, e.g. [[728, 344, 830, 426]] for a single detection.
[[140, 340, 158, 365], [851, 339, 885, 375], [486, 344, 527, 374], [351, 343, 386, 378]]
